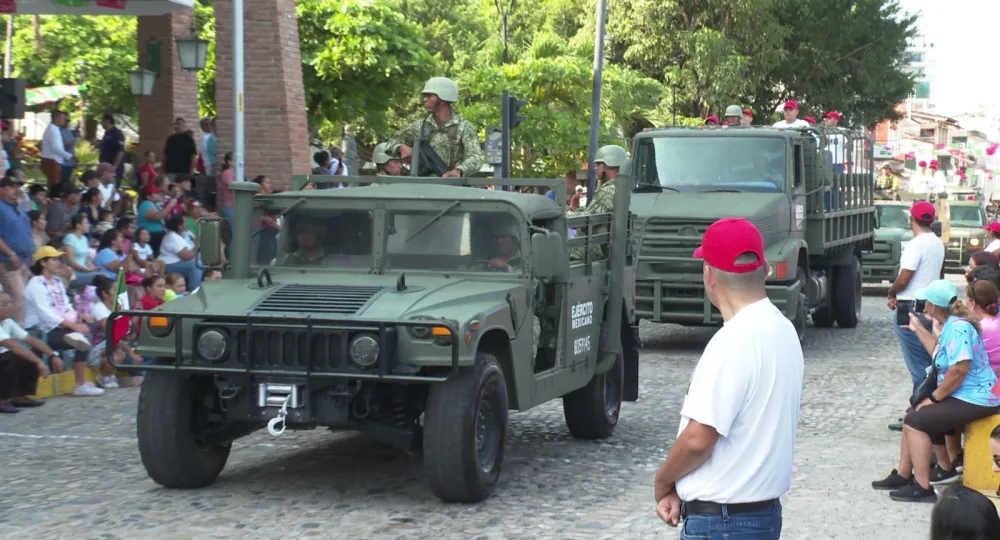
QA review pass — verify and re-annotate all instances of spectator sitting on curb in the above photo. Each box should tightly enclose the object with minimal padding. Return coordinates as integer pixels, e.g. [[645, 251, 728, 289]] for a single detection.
[[0, 290, 53, 414], [87, 276, 145, 389]]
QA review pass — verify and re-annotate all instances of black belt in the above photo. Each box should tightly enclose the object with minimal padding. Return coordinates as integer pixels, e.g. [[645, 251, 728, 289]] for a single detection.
[[682, 499, 778, 518]]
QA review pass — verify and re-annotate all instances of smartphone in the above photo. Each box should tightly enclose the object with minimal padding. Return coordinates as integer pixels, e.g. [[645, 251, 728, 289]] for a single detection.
[[915, 299, 926, 313], [896, 303, 912, 326]]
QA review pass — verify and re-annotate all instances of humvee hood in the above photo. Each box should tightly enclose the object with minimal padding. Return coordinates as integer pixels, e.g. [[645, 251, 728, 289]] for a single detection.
[[153, 272, 524, 322]]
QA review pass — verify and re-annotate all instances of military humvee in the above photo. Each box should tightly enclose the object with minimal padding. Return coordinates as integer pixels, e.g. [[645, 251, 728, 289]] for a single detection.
[[940, 188, 987, 272], [863, 199, 913, 284], [629, 126, 876, 339], [109, 175, 638, 503]]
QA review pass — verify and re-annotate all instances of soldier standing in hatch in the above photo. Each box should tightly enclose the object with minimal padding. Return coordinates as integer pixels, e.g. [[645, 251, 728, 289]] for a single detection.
[[569, 145, 629, 261], [372, 143, 403, 176], [383, 77, 483, 178], [723, 105, 743, 127]]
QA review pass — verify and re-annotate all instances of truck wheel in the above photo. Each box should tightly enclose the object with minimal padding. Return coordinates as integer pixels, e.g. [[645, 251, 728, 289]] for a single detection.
[[137, 372, 231, 489], [834, 256, 862, 328], [563, 351, 624, 440], [793, 269, 807, 341], [423, 352, 509, 503]]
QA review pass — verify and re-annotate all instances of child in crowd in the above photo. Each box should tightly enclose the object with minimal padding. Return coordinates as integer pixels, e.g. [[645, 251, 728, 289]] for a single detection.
[[88, 276, 145, 389], [163, 273, 187, 301], [133, 228, 155, 264], [94, 209, 115, 237]]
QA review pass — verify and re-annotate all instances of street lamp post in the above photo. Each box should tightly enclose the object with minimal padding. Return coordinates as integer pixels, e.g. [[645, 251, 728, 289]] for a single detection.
[[176, 28, 209, 72], [586, 0, 608, 205], [128, 68, 156, 97]]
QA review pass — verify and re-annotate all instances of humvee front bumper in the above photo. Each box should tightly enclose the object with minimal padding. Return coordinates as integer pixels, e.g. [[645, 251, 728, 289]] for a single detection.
[[634, 277, 800, 325], [107, 310, 461, 383]]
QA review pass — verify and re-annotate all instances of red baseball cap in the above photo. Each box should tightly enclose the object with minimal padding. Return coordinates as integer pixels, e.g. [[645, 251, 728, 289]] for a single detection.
[[692, 218, 766, 273], [705, 115, 719, 125], [804, 116, 816, 124], [910, 201, 936, 223], [918, 160, 927, 167], [823, 111, 841, 121], [742, 108, 753, 117], [930, 160, 939, 169], [983, 222, 1000, 233], [783, 100, 798, 110]]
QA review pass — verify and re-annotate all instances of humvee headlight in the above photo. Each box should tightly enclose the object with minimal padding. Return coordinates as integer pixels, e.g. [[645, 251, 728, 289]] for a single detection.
[[410, 325, 431, 339], [197, 329, 228, 362], [970, 238, 981, 246], [349, 334, 379, 368]]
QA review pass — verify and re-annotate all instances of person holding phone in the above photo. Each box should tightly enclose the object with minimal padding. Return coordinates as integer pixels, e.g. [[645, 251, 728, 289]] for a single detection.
[[887, 201, 946, 432]]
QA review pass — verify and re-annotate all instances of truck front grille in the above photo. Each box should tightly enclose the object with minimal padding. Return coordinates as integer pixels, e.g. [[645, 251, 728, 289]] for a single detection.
[[638, 218, 715, 273]]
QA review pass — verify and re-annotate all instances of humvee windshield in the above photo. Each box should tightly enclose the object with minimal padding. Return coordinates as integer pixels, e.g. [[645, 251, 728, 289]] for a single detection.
[[950, 206, 986, 227], [634, 136, 786, 193], [271, 208, 374, 268], [386, 209, 522, 272], [877, 205, 911, 229]]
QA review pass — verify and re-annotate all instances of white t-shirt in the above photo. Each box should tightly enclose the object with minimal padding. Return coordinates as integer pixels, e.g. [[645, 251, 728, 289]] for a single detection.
[[97, 182, 121, 208], [931, 172, 948, 193], [0, 317, 29, 354], [772, 119, 810, 129], [826, 133, 846, 165], [897, 231, 945, 301], [675, 298, 804, 503], [133, 242, 154, 260], [157, 231, 194, 265], [985, 239, 1000, 254], [90, 301, 111, 322]]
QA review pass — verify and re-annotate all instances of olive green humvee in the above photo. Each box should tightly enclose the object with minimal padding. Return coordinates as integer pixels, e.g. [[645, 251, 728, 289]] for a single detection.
[[110, 175, 638, 503]]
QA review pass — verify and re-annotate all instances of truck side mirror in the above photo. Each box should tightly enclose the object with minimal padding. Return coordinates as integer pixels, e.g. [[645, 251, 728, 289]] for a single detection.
[[931, 220, 943, 238], [199, 218, 224, 267], [530, 231, 568, 282], [793, 144, 805, 187]]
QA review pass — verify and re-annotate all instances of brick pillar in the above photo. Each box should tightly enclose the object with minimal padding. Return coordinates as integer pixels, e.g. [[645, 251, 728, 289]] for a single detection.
[[214, 0, 310, 189], [137, 11, 200, 167]]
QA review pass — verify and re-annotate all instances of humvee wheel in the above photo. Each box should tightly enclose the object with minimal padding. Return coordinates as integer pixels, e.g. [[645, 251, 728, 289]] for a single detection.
[[563, 350, 624, 440], [423, 352, 509, 503], [833, 256, 862, 328], [137, 372, 231, 489]]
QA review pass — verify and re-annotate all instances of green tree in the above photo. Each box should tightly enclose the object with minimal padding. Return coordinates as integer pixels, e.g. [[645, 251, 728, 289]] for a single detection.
[[11, 15, 138, 119], [195, 0, 217, 117]]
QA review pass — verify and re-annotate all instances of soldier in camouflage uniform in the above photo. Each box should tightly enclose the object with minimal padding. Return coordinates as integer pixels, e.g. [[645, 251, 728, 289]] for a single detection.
[[276, 222, 327, 266], [384, 77, 483, 178], [372, 143, 403, 176], [568, 145, 629, 261]]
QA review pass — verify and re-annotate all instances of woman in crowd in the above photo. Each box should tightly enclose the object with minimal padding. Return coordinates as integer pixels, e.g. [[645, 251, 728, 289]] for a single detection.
[[992, 424, 1000, 476], [92, 229, 129, 280], [929, 485, 1000, 540], [22, 246, 104, 397], [969, 280, 1000, 376], [136, 151, 158, 191], [252, 175, 280, 265], [873, 280, 1000, 502], [218, 152, 235, 230], [88, 275, 145, 389], [157, 215, 202, 292], [78, 188, 102, 229], [136, 183, 177, 254], [967, 251, 999, 283], [62, 214, 101, 288], [28, 210, 47, 251]]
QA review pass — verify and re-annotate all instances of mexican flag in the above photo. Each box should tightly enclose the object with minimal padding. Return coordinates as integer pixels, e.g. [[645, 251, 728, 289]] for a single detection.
[[112, 269, 131, 343]]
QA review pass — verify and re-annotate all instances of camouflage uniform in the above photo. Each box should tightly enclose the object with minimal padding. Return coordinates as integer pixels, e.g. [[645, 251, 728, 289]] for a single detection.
[[568, 145, 629, 262], [276, 249, 327, 266], [384, 77, 483, 176]]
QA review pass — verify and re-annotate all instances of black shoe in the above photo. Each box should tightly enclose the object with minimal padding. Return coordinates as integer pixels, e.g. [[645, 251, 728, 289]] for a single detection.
[[873, 469, 911, 490], [888, 419, 903, 432], [929, 465, 961, 485], [10, 398, 44, 408], [889, 483, 937, 502]]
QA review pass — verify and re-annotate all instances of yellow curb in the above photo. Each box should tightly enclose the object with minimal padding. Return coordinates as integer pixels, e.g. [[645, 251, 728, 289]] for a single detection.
[[963, 414, 1000, 493], [26, 367, 98, 400]]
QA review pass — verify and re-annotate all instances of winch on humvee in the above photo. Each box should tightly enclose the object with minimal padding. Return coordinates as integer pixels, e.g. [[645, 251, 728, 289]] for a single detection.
[[109, 175, 638, 503], [629, 126, 875, 338]]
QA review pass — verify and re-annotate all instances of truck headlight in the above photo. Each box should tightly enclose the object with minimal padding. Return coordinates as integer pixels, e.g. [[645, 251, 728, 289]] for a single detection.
[[349, 334, 380, 368], [970, 238, 981, 246], [197, 329, 228, 362]]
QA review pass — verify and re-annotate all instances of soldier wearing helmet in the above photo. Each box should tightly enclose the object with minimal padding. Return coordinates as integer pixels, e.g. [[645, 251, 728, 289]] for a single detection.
[[568, 144, 629, 260], [724, 105, 743, 126], [383, 77, 483, 178], [277, 220, 327, 266], [461, 218, 524, 273], [372, 142, 403, 176]]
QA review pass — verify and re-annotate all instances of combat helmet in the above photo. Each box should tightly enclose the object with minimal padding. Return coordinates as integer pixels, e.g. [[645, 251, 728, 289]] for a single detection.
[[724, 105, 743, 118], [371, 142, 394, 166], [594, 145, 629, 169], [421, 77, 459, 103]]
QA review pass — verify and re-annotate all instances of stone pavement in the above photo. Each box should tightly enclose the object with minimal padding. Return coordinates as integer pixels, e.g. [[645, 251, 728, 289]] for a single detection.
[[0, 295, 933, 539]]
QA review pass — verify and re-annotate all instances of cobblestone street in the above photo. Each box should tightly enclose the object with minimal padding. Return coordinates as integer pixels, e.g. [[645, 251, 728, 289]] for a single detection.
[[0, 295, 934, 539]]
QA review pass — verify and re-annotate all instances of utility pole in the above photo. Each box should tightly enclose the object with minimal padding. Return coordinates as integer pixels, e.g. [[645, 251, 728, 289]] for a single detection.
[[586, 0, 608, 206], [494, 0, 515, 64]]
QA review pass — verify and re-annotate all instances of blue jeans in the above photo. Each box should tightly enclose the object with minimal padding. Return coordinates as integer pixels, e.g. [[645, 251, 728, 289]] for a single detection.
[[893, 311, 934, 393], [681, 502, 782, 540]]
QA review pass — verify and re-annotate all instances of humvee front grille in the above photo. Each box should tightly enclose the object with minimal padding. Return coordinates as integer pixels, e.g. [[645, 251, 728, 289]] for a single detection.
[[234, 327, 346, 370], [254, 284, 383, 315]]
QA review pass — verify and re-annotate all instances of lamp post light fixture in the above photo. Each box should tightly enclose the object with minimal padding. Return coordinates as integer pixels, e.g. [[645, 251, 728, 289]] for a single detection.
[[175, 30, 209, 71], [128, 68, 156, 97]]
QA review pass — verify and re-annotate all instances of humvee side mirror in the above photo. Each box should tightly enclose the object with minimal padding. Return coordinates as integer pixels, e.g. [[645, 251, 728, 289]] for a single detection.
[[931, 220, 943, 238], [530, 231, 568, 281], [199, 218, 224, 267]]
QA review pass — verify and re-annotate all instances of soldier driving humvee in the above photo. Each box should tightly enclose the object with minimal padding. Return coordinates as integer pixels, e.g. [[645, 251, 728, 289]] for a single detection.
[[459, 219, 524, 272], [277, 221, 327, 265]]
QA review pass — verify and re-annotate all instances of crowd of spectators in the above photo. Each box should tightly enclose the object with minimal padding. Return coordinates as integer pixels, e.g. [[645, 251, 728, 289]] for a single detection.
[[0, 114, 226, 412]]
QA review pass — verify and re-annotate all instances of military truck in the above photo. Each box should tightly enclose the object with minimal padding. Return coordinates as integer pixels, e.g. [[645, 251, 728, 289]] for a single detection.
[[629, 126, 875, 338], [863, 199, 913, 284], [109, 174, 639, 503], [940, 188, 987, 272]]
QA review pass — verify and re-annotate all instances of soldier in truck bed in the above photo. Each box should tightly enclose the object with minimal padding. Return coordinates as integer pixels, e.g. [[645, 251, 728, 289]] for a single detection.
[[383, 77, 483, 178], [568, 144, 629, 261]]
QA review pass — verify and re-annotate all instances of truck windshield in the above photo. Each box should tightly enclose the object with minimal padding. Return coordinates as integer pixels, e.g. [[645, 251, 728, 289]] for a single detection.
[[634, 136, 786, 193], [386, 209, 523, 273], [876, 205, 911, 229], [269, 208, 374, 268], [950, 206, 985, 227]]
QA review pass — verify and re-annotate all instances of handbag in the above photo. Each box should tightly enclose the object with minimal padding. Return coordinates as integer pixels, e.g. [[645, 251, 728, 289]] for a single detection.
[[910, 363, 939, 408]]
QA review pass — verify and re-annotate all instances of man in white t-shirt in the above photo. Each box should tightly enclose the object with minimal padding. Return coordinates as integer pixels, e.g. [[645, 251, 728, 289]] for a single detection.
[[929, 160, 948, 195], [886, 200, 945, 431], [822, 111, 847, 174], [654, 218, 803, 539], [772, 100, 810, 129], [982, 222, 1000, 255]]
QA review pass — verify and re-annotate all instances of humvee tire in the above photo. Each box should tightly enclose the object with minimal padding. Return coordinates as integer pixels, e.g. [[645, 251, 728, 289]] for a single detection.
[[563, 336, 625, 440], [423, 352, 509, 503], [137, 372, 231, 488], [833, 256, 862, 328]]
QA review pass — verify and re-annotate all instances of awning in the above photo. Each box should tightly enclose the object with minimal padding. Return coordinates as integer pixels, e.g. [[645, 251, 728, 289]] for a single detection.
[[26, 84, 84, 106], [0, 0, 193, 16]]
